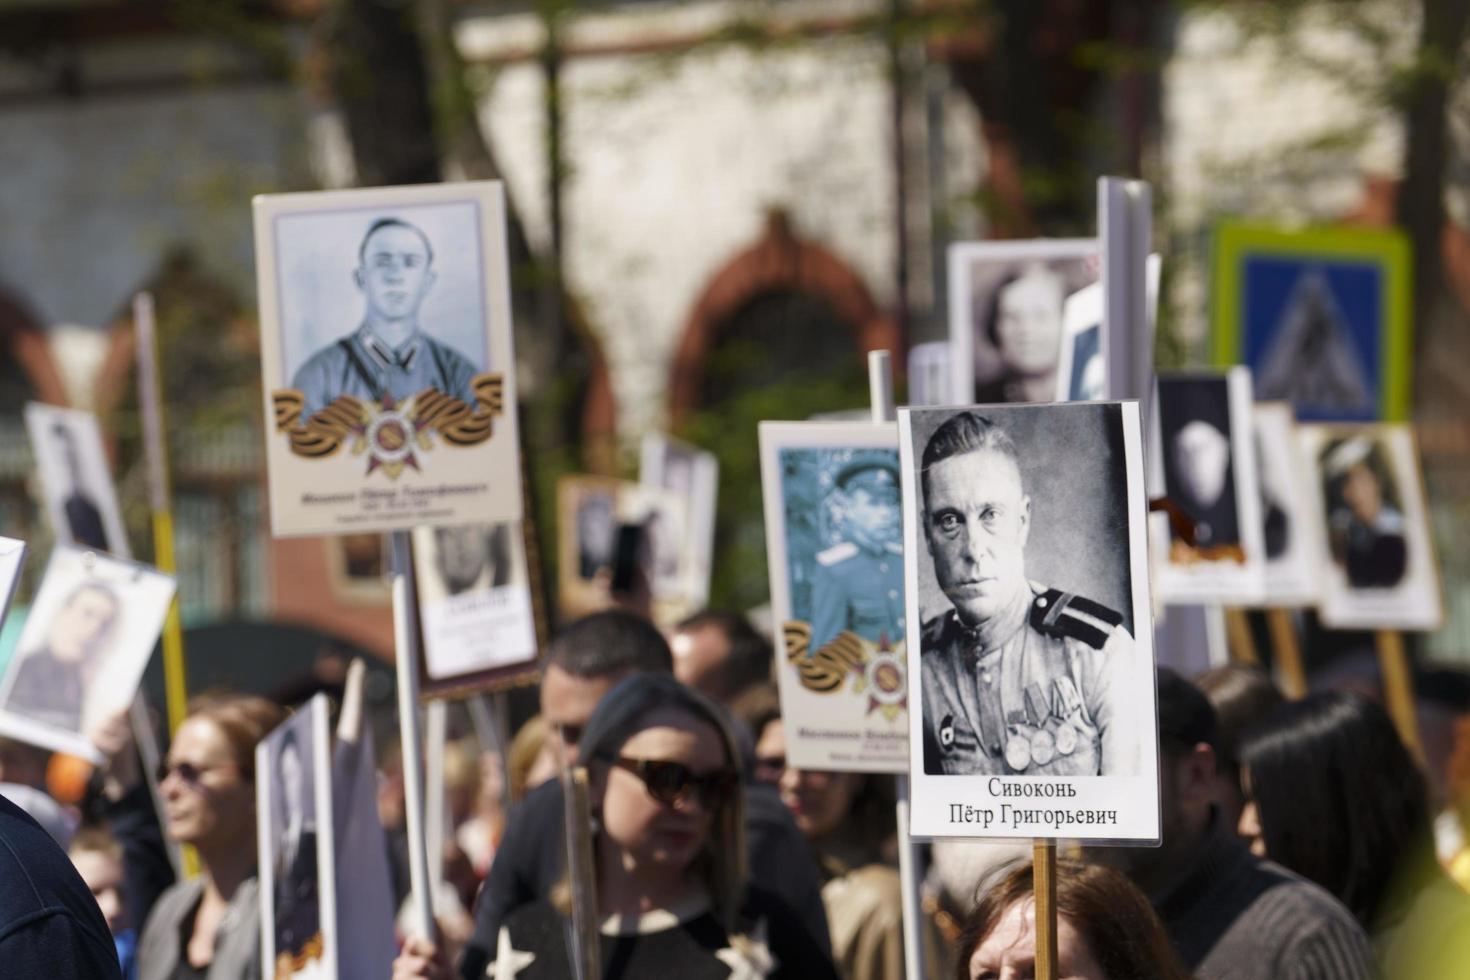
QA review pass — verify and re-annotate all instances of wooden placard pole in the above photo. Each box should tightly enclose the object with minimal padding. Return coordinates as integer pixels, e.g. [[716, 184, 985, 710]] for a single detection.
[[868, 349, 925, 980], [389, 530, 436, 941], [1375, 629, 1422, 762], [1266, 609, 1307, 699], [1033, 840, 1059, 980], [133, 293, 189, 736], [1222, 607, 1259, 665], [564, 765, 600, 980]]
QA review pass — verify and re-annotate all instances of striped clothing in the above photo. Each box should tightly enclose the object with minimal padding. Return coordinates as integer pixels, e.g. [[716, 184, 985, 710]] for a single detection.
[[1153, 822, 1375, 979]]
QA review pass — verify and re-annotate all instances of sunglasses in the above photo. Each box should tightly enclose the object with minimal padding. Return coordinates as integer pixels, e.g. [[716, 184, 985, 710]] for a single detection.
[[156, 760, 243, 787], [611, 757, 739, 810]]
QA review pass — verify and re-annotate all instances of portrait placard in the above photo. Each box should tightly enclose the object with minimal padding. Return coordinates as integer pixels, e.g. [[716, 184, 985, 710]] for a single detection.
[[0, 537, 24, 630], [1056, 282, 1104, 403], [412, 522, 540, 695], [1056, 256, 1161, 406], [1212, 221, 1412, 422], [759, 422, 909, 773], [1296, 424, 1442, 630], [899, 402, 1159, 841], [24, 403, 131, 558], [640, 433, 719, 610], [556, 476, 691, 624], [1153, 369, 1266, 605], [558, 476, 621, 618], [0, 546, 174, 762], [253, 182, 522, 537], [258, 694, 337, 980], [947, 239, 1100, 405], [1251, 403, 1321, 607]]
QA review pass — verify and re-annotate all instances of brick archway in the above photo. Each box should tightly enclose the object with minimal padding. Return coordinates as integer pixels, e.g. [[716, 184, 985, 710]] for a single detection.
[[668, 210, 899, 428]]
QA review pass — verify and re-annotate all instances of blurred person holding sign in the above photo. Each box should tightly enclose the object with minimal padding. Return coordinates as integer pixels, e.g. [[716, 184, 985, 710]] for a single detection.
[[953, 859, 1188, 980], [396, 673, 837, 980], [135, 695, 285, 980]]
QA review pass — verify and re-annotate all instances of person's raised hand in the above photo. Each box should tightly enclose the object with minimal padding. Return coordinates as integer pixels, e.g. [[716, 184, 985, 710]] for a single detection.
[[392, 936, 449, 980], [87, 708, 140, 800]]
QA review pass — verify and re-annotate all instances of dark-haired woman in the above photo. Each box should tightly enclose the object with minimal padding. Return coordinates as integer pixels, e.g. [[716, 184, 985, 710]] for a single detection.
[[954, 859, 1189, 980], [1240, 691, 1470, 977], [395, 673, 839, 980]]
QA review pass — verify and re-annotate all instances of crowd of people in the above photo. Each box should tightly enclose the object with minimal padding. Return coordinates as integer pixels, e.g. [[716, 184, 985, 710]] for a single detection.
[[3, 607, 1470, 979]]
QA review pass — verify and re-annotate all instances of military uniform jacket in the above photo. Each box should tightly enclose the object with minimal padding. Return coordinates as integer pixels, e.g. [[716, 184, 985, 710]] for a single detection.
[[809, 541, 905, 652], [920, 583, 1138, 777], [291, 324, 478, 417]]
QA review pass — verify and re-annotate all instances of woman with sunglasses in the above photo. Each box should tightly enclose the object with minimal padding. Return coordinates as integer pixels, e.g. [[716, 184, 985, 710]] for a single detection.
[[395, 673, 839, 979], [135, 693, 285, 980]]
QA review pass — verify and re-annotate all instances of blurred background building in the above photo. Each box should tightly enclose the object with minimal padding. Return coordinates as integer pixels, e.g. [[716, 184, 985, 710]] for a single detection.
[[0, 0, 1466, 689]]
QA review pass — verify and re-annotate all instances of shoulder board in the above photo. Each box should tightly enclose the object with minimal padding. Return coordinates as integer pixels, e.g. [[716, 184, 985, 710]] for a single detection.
[[816, 542, 859, 567], [1029, 587, 1123, 651], [921, 610, 955, 647]]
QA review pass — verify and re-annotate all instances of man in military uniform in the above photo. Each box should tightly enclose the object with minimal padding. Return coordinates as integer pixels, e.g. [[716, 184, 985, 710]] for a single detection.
[[292, 217, 480, 417], [917, 411, 1139, 777], [808, 454, 905, 653]]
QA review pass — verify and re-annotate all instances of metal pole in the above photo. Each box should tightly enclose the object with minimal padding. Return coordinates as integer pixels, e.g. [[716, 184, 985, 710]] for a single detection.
[[390, 530, 436, 940], [869, 349, 924, 980]]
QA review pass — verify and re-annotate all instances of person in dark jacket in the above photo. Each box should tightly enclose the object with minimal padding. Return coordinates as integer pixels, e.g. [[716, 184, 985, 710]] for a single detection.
[[442, 611, 830, 979], [0, 792, 123, 978]]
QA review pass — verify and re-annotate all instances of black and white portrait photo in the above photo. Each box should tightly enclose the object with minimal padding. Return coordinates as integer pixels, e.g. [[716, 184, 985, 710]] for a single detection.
[[412, 522, 539, 692], [1153, 369, 1265, 604], [25, 403, 131, 558], [280, 211, 485, 418], [557, 476, 624, 617], [1297, 424, 1442, 630], [254, 182, 523, 537], [1252, 403, 1320, 606], [0, 547, 174, 762], [947, 240, 1099, 404], [257, 695, 335, 980], [640, 433, 720, 609], [899, 402, 1159, 841]]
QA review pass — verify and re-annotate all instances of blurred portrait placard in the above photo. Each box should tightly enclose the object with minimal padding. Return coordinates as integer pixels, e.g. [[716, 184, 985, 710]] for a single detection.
[[1212, 221, 1411, 422], [257, 694, 336, 980], [412, 522, 539, 695], [1056, 281, 1105, 402], [0, 537, 24, 629], [558, 475, 621, 617], [253, 181, 522, 537], [1297, 424, 1442, 630], [1153, 369, 1266, 605], [759, 422, 909, 773], [556, 476, 691, 624], [24, 403, 131, 558], [898, 402, 1159, 841], [1251, 403, 1321, 607], [0, 546, 174, 762], [947, 239, 1100, 405], [640, 432, 719, 609]]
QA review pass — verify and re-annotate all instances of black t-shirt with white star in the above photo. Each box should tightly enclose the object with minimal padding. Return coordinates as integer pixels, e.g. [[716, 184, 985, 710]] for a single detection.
[[485, 886, 837, 980]]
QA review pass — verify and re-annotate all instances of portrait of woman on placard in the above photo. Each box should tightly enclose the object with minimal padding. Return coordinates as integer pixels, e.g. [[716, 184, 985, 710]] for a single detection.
[[1, 579, 120, 732], [1319, 437, 1408, 589]]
